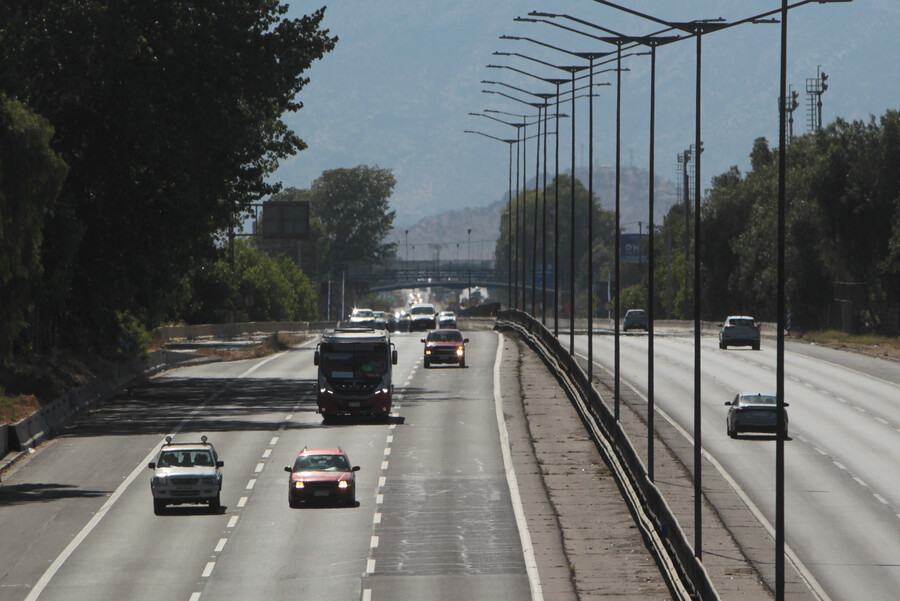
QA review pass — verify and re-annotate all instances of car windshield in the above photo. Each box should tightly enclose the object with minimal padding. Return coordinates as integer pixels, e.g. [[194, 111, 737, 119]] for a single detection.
[[428, 331, 463, 342], [742, 394, 776, 405], [352, 310, 374, 317], [158, 450, 213, 468], [293, 454, 350, 472]]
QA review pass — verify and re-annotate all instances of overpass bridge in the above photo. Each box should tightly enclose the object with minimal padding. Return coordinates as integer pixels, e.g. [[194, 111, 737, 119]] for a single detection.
[[338, 259, 505, 292]]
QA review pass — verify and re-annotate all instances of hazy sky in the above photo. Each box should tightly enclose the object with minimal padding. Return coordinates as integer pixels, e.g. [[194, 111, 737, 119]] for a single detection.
[[273, 0, 899, 227]]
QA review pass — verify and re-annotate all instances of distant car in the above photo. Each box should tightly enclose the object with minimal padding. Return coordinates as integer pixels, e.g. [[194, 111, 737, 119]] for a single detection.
[[438, 310, 457, 328], [349, 308, 377, 329], [408, 303, 437, 331], [372, 311, 388, 330], [719, 315, 760, 350], [725, 392, 789, 438], [284, 447, 360, 507], [422, 328, 468, 368], [623, 309, 648, 331], [148, 436, 223, 514]]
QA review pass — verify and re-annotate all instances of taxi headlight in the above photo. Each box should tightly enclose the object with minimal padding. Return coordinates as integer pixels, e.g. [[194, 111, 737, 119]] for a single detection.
[[338, 481, 349, 489], [294, 481, 305, 489]]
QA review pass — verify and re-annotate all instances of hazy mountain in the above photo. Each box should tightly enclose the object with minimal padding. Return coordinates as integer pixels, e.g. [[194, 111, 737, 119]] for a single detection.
[[390, 165, 680, 261]]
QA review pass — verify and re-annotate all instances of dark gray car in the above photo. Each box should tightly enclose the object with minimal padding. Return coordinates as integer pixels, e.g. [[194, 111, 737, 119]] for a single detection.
[[725, 393, 789, 438]]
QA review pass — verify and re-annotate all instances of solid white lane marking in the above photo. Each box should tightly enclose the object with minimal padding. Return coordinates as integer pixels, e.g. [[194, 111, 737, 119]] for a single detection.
[[202, 562, 215, 577], [246, 479, 256, 490], [494, 333, 544, 601], [227, 515, 239, 528], [215, 538, 227, 553]]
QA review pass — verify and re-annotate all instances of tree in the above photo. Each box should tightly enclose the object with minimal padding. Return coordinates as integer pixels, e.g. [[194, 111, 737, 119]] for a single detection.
[[310, 165, 398, 268], [0, 1, 336, 349], [0, 95, 68, 362]]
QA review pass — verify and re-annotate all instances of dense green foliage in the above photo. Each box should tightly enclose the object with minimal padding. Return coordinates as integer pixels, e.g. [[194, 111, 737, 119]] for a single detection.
[[496, 111, 900, 333], [0, 1, 336, 354], [0, 95, 69, 361], [495, 174, 616, 313], [185, 240, 317, 324]]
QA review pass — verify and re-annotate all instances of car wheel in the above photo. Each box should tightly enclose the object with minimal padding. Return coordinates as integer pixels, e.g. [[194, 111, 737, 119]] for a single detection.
[[459, 358, 466, 368], [209, 493, 221, 512], [153, 499, 167, 515], [424, 358, 430, 368], [719, 340, 727, 349], [289, 495, 299, 509], [752, 342, 760, 351]]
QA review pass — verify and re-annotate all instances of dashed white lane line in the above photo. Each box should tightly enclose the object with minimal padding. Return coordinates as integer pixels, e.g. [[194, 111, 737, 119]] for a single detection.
[[237, 496, 248, 508], [373, 512, 382, 524], [376, 494, 384, 505], [362, 589, 372, 601], [366, 559, 376, 574], [254, 462, 265, 473], [262, 448, 272, 458], [383, 447, 391, 456], [370, 535, 379, 549], [874, 494, 889, 505], [381, 460, 389, 470], [201, 562, 216, 578], [215, 538, 227, 553], [269, 436, 279, 446], [853, 476, 868, 488], [227, 515, 239, 528], [189, 593, 202, 601], [386, 435, 393, 444], [378, 476, 386, 488], [246, 479, 257, 490]]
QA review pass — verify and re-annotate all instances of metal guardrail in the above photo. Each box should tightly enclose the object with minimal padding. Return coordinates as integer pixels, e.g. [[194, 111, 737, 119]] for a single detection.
[[495, 309, 719, 601]]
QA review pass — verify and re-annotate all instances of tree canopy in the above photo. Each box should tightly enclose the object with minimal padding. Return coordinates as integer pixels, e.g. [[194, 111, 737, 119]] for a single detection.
[[0, 1, 336, 351]]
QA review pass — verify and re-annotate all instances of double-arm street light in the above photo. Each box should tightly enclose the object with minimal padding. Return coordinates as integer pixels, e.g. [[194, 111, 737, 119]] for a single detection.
[[464, 128, 517, 306], [543, 1, 852, 594], [487, 61, 588, 339]]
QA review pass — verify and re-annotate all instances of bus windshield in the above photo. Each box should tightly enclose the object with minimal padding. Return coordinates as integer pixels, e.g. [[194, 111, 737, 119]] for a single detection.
[[320, 343, 389, 380]]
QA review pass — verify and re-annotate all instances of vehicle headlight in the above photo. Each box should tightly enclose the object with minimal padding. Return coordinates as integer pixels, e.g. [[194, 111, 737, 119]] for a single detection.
[[293, 481, 305, 489], [200, 477, 216, 485], [153, 476, 167, 486], [338, 481, 349, 489], [456, 346, 465, 356]]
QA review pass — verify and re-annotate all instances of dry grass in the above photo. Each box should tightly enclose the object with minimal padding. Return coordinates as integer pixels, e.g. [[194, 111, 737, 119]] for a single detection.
[[793, 330, 900, 360]]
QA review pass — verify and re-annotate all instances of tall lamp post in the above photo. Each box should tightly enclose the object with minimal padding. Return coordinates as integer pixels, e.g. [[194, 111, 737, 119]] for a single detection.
[[467, 228, 472, 306]]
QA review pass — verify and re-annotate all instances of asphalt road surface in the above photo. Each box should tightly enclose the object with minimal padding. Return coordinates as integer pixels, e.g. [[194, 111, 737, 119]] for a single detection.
[[0, 331, 537, 601], [570, 328, 900, 601]]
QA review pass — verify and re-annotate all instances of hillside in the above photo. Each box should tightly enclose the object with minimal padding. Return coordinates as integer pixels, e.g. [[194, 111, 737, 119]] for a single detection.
[[390, 166, 680, 262]]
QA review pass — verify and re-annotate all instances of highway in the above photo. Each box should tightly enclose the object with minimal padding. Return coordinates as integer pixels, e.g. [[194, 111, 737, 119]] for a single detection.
[[0, 331, 533, 601], [571, 329, 900, 601]]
